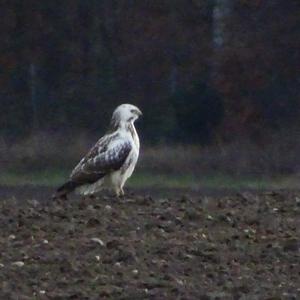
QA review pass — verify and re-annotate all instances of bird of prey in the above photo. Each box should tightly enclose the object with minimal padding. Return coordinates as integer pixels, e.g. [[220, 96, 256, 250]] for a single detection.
[[53, 104, 142, 199]]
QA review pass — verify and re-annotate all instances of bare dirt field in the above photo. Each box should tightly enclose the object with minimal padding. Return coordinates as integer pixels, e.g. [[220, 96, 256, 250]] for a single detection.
[[0, 186, 299, 299]]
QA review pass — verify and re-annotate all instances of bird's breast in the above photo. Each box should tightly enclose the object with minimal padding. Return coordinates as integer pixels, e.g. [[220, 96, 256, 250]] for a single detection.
[[120, 147, 138, 176]]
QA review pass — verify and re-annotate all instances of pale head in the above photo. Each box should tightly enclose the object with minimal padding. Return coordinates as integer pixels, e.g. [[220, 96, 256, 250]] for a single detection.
[[112, 104, 142, 124]]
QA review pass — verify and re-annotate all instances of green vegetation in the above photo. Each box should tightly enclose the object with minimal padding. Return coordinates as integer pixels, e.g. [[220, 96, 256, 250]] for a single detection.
[[81, 172, 300, 190], [0, 169, 298, 190], [0, 170, 69, 187]]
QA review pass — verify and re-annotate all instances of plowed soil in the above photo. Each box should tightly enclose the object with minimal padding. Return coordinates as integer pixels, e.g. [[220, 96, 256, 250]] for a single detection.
[[0, 187, 299, 299]]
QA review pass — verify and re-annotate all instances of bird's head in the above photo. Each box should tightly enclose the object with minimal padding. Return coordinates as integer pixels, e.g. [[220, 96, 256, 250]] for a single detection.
[[112, 104, 142, 124]]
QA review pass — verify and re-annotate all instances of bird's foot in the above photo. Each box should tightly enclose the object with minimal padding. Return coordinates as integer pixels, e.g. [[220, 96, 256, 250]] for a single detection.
[[115, 187, 125, 199]]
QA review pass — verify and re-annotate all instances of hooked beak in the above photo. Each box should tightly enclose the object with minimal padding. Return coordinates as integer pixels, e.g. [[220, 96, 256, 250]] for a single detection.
[[136, 108, 143, 117]]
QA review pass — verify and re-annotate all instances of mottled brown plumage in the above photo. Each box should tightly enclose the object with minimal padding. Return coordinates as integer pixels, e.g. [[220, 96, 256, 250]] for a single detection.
[[53, 104, 142, 199]]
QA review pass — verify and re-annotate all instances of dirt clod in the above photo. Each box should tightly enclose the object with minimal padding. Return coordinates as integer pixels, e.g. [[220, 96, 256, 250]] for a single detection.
[[0, 188, 299, 299]]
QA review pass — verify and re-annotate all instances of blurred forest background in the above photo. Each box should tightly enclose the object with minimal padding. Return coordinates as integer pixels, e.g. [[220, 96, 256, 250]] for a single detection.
[[0, 0, 299, 188]]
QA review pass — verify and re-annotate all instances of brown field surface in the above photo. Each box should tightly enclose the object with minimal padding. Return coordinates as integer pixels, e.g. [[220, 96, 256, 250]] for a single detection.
[[0, 186, 299, 299]]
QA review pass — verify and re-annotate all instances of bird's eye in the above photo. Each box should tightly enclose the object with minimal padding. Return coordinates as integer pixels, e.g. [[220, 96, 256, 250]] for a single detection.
[[130, 109, 137, 114]]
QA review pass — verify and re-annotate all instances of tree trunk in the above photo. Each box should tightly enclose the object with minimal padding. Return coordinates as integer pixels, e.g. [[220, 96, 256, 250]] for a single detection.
[[169, 64, 178, 96], [211, 0, 232, 83], [29, 63, 39, 133]]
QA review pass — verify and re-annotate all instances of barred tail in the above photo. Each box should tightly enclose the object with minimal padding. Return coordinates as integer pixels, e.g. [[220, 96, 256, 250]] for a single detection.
[[52, 180, 79, 200]]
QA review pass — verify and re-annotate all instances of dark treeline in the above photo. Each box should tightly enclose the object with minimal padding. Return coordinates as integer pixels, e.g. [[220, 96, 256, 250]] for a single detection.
[[0, 0, 299, 144]]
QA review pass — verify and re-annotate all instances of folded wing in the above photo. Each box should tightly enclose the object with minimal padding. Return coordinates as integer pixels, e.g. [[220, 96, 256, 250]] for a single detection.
[[71, 138, 132, 185], [53, 135, 132, 199]]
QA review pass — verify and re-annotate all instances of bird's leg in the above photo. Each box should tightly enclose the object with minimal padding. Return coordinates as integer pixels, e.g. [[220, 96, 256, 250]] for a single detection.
[[115, 187, 120, 197], [115, 186, 125, 198]]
